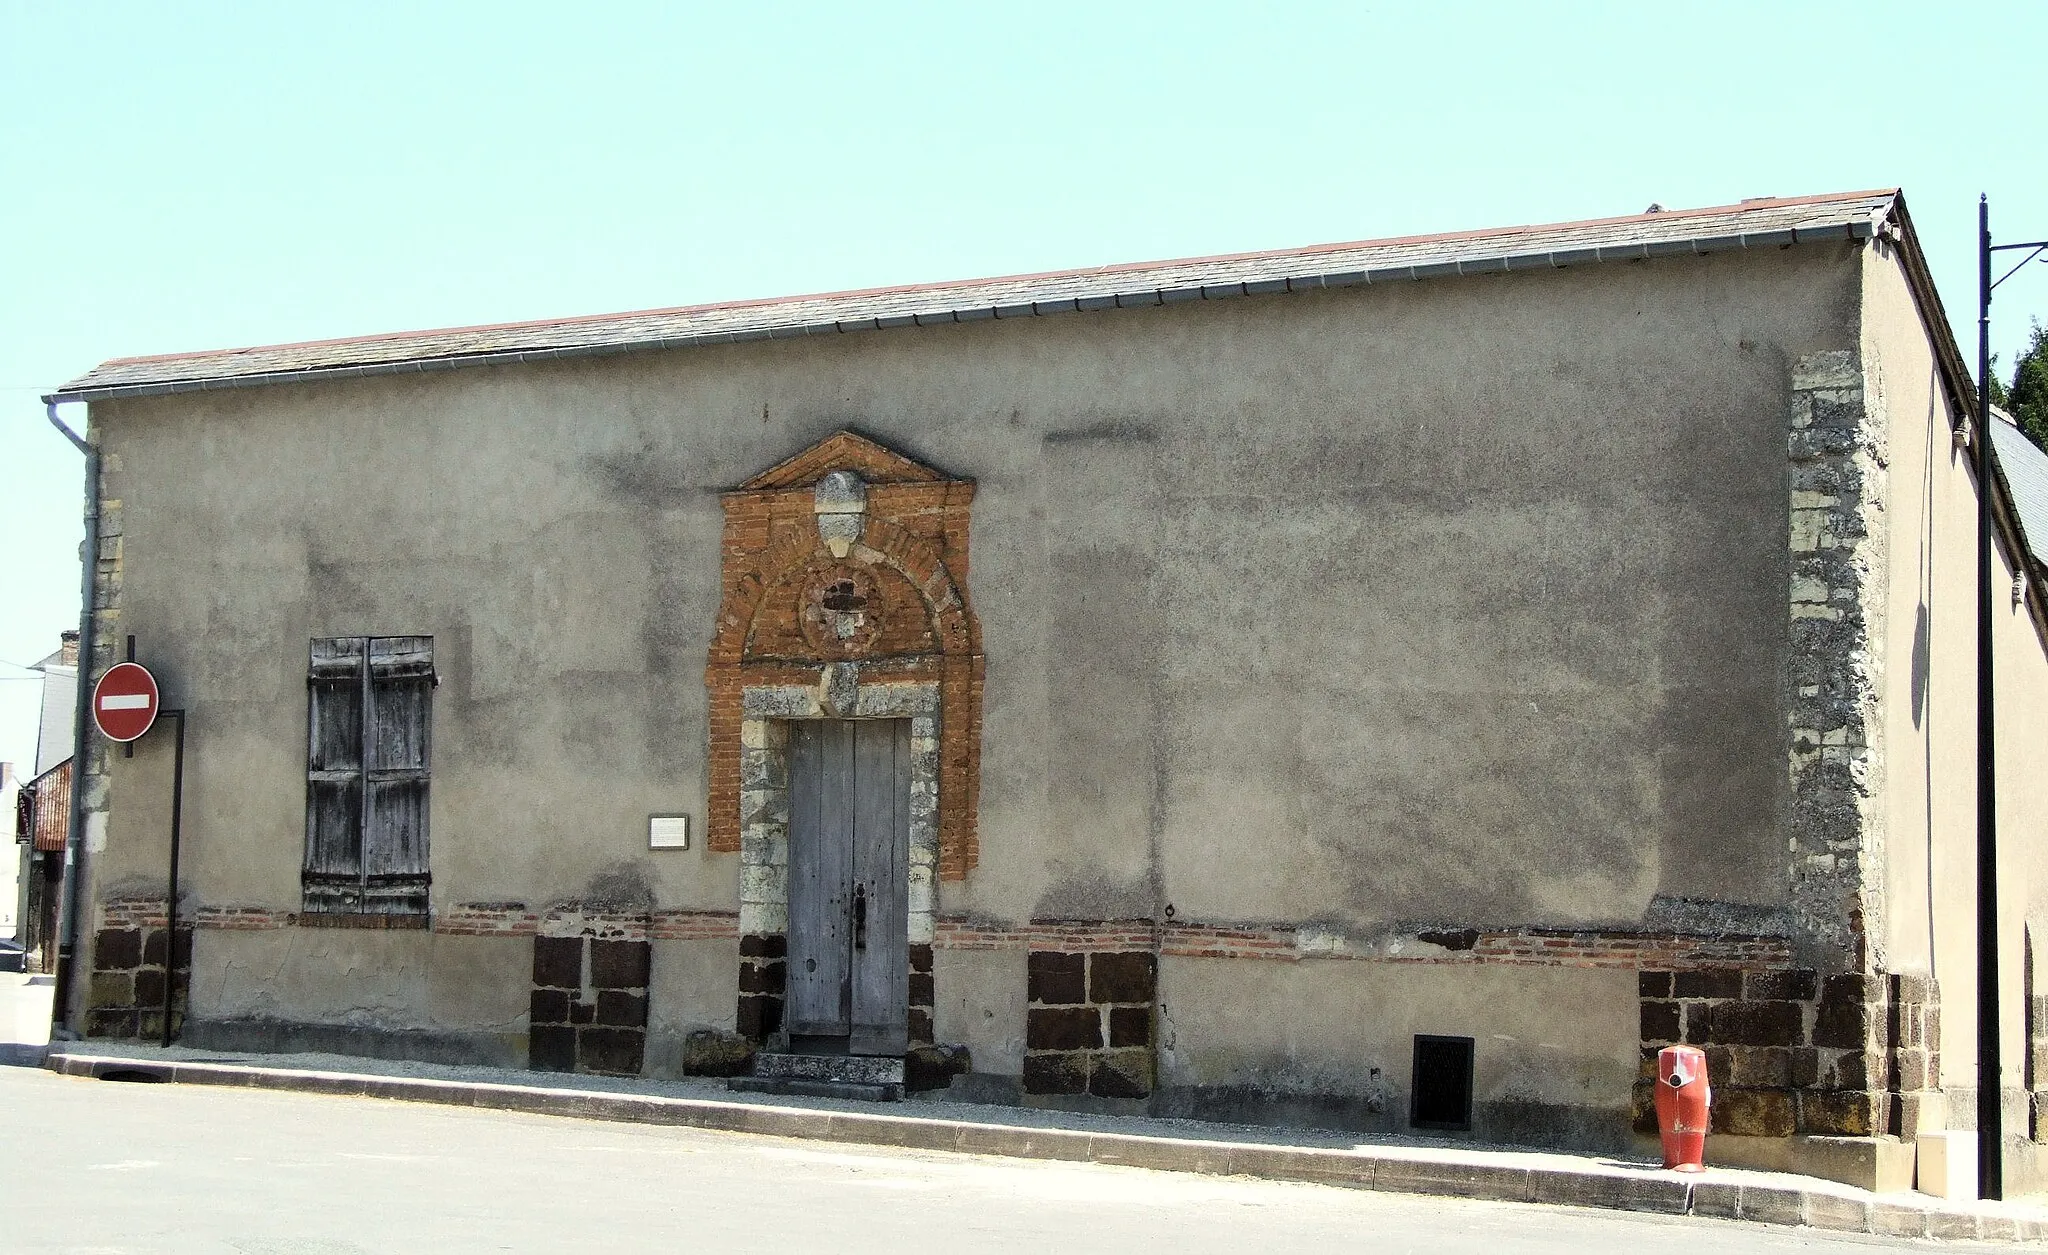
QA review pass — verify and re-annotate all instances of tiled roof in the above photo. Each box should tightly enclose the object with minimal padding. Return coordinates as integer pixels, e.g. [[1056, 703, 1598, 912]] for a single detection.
[[50, 190, 1900, 403], [1990, 410, 2048, 574]]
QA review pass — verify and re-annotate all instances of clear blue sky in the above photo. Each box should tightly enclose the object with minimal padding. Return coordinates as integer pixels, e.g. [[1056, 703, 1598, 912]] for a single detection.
[[2, 1, 2045, 770]]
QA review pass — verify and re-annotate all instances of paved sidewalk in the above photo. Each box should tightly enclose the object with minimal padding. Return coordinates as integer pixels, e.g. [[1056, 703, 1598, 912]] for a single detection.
[[0, 971, 55, 1067], [38, 1042, 2048, 1243]]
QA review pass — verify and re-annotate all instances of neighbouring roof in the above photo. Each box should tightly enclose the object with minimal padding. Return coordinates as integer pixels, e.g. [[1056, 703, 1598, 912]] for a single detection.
[[48, 190, 1901, 404], [1990, 408, 2048, 576]]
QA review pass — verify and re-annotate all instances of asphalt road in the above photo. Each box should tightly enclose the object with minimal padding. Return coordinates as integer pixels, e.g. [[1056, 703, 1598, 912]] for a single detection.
[[5, 1066, 2016, 1255]]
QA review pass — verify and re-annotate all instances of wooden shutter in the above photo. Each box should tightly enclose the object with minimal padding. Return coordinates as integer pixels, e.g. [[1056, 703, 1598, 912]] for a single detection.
[[302, 635, 433, 915], [363, 636, 432, 915], [304, 637, 366, 912]]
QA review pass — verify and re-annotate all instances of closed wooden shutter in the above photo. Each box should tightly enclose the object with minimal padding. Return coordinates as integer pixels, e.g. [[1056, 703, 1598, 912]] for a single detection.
[[363, 636, 432, 914], [303, 636, 432, 915], [304, 638, 366, 912]]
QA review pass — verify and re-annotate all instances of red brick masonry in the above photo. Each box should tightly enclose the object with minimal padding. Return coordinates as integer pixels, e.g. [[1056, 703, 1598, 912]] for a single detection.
[[703, 431, 985, 879], [935, 917, 1793, 970], [110, 900, 744, 941]]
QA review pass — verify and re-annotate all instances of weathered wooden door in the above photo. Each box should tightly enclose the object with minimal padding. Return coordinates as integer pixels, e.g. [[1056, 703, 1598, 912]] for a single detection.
[[785, 719, 910, 1055]]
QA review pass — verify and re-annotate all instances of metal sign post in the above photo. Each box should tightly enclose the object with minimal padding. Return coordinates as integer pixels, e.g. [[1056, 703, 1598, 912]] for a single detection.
[[156, 709, 185, 1048], [90, 656, 188, 1048]]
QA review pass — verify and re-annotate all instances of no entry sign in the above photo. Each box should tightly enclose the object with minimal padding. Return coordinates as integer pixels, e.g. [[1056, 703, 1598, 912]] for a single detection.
[[93, 661, 161, 743]]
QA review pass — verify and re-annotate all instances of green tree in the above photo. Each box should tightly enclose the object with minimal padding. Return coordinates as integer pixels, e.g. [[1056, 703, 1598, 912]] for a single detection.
[[2002, 319, 2048, 451]]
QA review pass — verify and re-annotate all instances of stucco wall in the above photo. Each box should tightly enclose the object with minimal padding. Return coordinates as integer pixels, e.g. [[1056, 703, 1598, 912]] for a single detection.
[[87, 242, 1860, 943], [1867, 238, 1972, 1117], [1867, 239, 2048, 1125], [184, 928, 529, 1062], [2001, 535, 2048, 1113], [1155, 957, 1640, 1147]]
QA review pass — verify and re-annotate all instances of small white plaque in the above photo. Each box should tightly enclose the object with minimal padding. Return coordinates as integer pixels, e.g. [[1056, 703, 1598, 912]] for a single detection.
[[649, 815, 690, 850]]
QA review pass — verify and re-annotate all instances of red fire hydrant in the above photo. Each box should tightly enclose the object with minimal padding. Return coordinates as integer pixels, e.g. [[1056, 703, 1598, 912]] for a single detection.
[[1653, 1045, 1711, 1172]]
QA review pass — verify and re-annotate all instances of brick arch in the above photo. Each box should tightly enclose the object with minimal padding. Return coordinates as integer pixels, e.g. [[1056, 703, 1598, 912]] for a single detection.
[[704, 436, 983, 880], [708, 521, 974, 666]]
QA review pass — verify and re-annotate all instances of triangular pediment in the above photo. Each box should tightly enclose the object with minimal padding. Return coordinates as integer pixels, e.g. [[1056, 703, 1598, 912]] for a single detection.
[[738, 429, 953, 491]]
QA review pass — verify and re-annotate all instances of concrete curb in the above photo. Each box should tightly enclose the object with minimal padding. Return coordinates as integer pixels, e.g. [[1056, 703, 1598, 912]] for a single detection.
[[42, 1050, 2047, 1242]]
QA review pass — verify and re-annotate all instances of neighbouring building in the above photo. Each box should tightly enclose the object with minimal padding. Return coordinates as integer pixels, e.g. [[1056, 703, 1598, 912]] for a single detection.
[[2, 763, 17, 938], [11, 633, 77, 971], [41, 190, 2048, 1191]]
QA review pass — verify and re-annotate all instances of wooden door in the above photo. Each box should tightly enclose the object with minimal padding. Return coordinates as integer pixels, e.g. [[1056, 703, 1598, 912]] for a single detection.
[[786, 719, 909, 1054], [848, 719, 910, 1055]]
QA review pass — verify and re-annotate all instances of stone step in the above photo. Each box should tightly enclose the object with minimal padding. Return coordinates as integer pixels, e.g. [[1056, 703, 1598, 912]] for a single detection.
[[727, 1076, 904, 1103], [750, 1051, 904, 1086]]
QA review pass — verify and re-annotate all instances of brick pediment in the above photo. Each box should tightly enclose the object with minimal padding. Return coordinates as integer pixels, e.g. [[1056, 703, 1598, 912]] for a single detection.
[[737, 429, 952, 491], [707, 429, 983, 880]]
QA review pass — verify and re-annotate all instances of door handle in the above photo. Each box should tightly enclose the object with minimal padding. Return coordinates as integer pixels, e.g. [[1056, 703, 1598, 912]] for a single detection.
[[852, 882, 868, 952]]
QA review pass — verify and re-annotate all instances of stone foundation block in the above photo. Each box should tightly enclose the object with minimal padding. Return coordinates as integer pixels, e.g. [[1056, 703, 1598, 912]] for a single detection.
[[738, 933, 786, 959], [529, 1025, 576, 1072], [1689, 1000, 1803, 1047], [596, 991, 647, 1027], [1674, 969, 1744, 999], [95, 928, 141, 970], [737, 994, 782, 1041], [1089, 1049, 1152, 1099], [91, 971, 133, 1008], [1107, 1007, 1151, 1048], [1801, 1089, 1878, 1137], [1812, 996, 1872, 1050], [1715, 1088, 1797, 1138], [590, 940, 650, 988], [1088, 952, 1156, 1005], [1027, 1007, 1101, 1052], [578, 1027, 646, 1077], [532, 937, 581, 988], [738, 961, 785, 994], [1746, 969, 1818, 1002], [1725, 1046, 1796, 1088], [1022, 1052, 1088, 1095], [1027, 952, 1085, 1005], [530, 988, 569, 1024], [680, 1028, 755, 1077]]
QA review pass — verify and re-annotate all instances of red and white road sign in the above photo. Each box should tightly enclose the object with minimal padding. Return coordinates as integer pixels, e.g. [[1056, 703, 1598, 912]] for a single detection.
[[93, 662, 160, 743]]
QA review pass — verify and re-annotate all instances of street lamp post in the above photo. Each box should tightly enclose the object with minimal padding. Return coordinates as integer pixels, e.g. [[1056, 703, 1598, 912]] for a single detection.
[[1976, 195, 2047, 1202]]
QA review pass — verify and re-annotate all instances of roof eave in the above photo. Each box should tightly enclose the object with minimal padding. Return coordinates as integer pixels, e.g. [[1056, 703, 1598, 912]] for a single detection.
[[42, 217, 1882, 407]]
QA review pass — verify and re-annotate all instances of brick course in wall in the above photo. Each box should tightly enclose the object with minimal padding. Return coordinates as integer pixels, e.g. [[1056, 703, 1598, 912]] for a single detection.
[[144, 901, 740, 940], [935, 916, 1792, 971]]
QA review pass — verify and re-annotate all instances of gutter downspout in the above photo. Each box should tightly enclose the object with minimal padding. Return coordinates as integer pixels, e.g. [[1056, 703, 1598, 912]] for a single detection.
[[46, 401, 97, 1039]]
